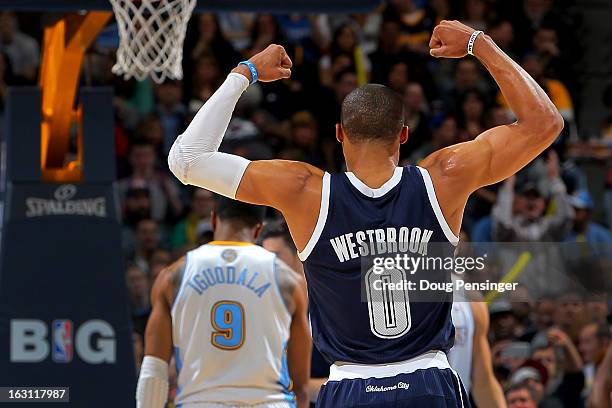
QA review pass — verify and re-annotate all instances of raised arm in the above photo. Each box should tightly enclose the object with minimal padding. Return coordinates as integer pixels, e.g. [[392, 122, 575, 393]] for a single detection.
[[167, 45, 322, 250], [421, 21, 564, 233]]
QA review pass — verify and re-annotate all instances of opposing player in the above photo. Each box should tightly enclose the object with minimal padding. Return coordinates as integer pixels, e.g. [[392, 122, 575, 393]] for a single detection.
[[260, 220, 330, 406], [168, 20, 563, 407], [448, 296, 506, 407], [136, 197, 310, 408]]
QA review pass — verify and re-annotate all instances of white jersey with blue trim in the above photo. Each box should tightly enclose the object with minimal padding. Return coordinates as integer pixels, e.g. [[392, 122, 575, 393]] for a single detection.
[[172, 242, 293, 407], [448, 289, 475, 391]]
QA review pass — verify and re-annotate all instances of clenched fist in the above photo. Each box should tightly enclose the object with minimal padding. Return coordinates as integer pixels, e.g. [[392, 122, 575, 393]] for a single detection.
[[429, 20, 483, 58], [234, 44, 293, 82]]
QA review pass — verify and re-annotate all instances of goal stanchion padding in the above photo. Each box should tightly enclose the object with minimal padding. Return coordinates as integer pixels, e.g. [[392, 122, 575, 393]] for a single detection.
[[0, 87, 136, 407]]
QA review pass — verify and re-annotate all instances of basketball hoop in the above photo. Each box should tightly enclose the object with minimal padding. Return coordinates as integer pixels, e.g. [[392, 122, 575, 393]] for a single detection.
[[109, 0, 196, 83]]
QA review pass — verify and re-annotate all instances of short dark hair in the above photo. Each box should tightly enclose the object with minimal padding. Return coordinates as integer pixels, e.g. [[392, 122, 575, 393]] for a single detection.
[[260, 220, 296, 252], [341, 84, 405, 142], [214, 196, 265, 227]]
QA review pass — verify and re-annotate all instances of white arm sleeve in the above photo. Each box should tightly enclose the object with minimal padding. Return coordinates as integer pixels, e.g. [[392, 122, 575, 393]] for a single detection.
[[136, 355, 169, 408], [168, 72, 251, 198]]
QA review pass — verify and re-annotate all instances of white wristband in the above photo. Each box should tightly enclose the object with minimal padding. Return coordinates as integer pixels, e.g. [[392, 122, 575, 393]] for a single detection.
[[136, 356, 169, 408], [467, 30, 483, 56]]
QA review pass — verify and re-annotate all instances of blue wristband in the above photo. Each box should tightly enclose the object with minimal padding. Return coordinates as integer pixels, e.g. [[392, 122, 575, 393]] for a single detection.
[[238, 60, 258, 84]]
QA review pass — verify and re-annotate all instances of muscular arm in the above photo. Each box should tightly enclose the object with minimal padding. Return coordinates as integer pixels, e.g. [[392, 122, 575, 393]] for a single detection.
[[144, 258, 185, 360], [136, 258, 184, 408], [423, 21, 564, 233], [167, 45, 322, 251], [470, 302, 506, 408], [285, 267, 311, 408]]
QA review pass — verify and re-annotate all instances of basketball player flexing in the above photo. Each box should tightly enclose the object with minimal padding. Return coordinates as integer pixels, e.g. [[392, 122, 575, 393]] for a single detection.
[[168, 20, 563, 407], [136, 197, 310, 408]]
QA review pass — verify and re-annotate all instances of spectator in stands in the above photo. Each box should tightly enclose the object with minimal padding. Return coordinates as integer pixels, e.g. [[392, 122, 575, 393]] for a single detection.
[[126, 263, 151, 316], [532, 26, 563, 78], [441, 58, 493, 111], [579, 322, 611, 399], [368, 19, 402, 83], [400, 82, 429, 157], [171, 188, 214, 251], [509, 360, 549, 404], [319, 24, 370, 87], [187, 13, 240, 73], [247, 14, 286, 57], [512, 0, 571, 57], [368, 19, 435, 99], [386, 61, 410, 93], [155, 80, 187, 154], [460, 0, 490, 31], [487, 19, 516, 57], [492, 152, 573, 242], [261, 220, 302, 274], [121, 184, 152, 251], [118, 141, 183, 223], [276, 14, 313, 46], [127, 219, 162, 272], [586, 295, 610, 324], [565, 190, 612, 244], [497, 53, 574, 126], [554, 292, 590, 342], [382, 0, 437, 55], [216, 12, 254, 52], [0, 12, 39, 82], [149, 248, 172, 281], [315, 69, 357, 159], [490, 300, 522, 343], [135, 114, 165, 162], [408, 116, 458, 164], [530, 329, 585, 408], [527, 297, 557, 346], [289, 110, 326, 168], [457, 90, 486, 142], [189, 53, 224, 104], [506, 383, 539, 408]]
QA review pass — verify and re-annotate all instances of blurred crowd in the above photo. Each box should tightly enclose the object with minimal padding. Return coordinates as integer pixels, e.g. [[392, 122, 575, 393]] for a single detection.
[[0, 1, 611, 407]]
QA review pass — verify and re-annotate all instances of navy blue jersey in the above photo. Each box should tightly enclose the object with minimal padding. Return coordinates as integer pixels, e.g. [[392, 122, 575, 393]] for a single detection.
[[299, 166, 458, 364]]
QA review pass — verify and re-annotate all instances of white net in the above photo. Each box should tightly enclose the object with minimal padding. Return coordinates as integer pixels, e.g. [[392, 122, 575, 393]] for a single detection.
[[110, 0, 197, 83]]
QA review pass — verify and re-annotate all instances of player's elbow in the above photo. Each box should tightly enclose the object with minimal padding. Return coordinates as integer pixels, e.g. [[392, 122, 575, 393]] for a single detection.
[[523, 110, 564, 145], [548, 111, 565, 136], [167, 140, 188, 185]]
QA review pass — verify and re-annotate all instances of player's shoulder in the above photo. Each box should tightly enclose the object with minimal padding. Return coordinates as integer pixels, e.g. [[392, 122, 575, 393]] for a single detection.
[[273, 257, 306, 310], [154, 256, 186, 306], [273, 257, 304, 285]]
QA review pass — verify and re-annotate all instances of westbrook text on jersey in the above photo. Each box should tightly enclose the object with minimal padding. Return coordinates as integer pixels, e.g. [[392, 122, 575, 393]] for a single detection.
[[186, 265, 271, 298], [329, 226, 434, 262]]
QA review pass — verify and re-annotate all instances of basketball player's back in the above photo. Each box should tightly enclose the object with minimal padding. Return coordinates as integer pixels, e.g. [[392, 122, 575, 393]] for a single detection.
[[137, 198, 310, 408], [169, 19, 563, 408], [172, 242, 296, 406]]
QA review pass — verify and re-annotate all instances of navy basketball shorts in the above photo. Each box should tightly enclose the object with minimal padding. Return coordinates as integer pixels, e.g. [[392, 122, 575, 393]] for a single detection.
[[316, 351, 470, 408]]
